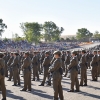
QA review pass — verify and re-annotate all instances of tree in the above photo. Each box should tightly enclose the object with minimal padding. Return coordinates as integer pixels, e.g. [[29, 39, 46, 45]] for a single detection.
[[20, 22, 42, 44], [3, 37, 9, 42], [12, 33, 25, 41], [43, 21, 64, 42], [93, 31, 100, 39], [66, 38, 71, 42], [76, 28, 93, 41], [0, 19, 7, 36], [60, 38, 65, 41], [70, 36, 77, 42]]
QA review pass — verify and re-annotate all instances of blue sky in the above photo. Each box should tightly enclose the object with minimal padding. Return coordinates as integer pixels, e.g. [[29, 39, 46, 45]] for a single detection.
[[0, 0, 100, 38]]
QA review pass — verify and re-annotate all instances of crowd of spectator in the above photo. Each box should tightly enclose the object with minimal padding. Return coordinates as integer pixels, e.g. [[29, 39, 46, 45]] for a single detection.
[[0, 39, 80, 52]]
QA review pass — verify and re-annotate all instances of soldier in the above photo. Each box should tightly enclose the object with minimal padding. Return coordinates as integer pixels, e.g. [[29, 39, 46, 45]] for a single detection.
[[61, 51, 65, 72], [91, 50, 98, 81], [64, 51, 70, 77], [77, 51, 82, 61], [11, 52, 20, 86], [17, 52, 21, 74], [68, 51, 79, 92], [86, 51, 91, 69], [79, 50, 87, 86], [0, 52, 6, 100], [39, 51, 51, 86], [46, 55, 56, 86], [40, 51, 45, 74], [97, 50, 100, 77], [48, 51, 64, 100], [32, 51, 39, 81], [37, 51, 41, 74], [20, 52, 25, 77], [3, 52, 8, 77], [21, 52, 31, 91], [7, 52, 14, 81]]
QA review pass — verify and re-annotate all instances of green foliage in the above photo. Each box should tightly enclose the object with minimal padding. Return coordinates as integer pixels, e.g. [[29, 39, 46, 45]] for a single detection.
[[60, 38, 65, 41], [20, 21, 64, 43], [20, 22, 42, 44], [3, 37, 9, 42], [0, 19, 7, 36], [66, 38, 71, 42], [93, 31, 100, 39], [43, 21, 64, 42], [76, 28, 93, 40], [13, 33, 25, 41]]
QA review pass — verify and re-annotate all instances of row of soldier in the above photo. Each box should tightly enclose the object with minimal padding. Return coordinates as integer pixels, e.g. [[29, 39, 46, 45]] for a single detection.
[[0, 45, 100, 100]]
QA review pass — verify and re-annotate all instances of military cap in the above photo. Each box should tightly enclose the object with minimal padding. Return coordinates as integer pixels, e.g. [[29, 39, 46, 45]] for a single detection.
[[13, 52, 19, 56], [62, 51, 65, 53], [25, 52, 30, 56], [45, 51, 50, 55], [0, 52, 4, 56], [98, 50, 100, 52], [66, 50, 70, 53], [93, 50, 97, 53], [34, 51, 37, 53], [53, 51, 61, 56], [33, 51, 37, 54], [82, 50, 86, 53], [72, 51, 77, 55]]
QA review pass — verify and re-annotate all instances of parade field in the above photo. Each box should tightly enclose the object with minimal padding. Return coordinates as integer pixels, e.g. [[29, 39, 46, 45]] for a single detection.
[[3, 69, 100, 100]]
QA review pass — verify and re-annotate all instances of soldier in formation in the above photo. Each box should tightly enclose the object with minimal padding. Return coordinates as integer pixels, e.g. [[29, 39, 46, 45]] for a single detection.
[[48, 51, 64, 100], [21, 52, 31, 91], [0, 52, 6, 100], [67, 51, 79, 92], [1, 44, 100, 100], [39, 51, 51, 86]]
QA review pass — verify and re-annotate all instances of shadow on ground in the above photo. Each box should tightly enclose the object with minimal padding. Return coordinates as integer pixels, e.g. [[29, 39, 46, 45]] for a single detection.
[[7, 90, 25, 100]]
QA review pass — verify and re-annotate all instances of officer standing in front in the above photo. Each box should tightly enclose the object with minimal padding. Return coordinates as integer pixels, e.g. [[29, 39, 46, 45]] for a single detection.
[[0, 52, 6, 100], [48, 51, 64, 100]]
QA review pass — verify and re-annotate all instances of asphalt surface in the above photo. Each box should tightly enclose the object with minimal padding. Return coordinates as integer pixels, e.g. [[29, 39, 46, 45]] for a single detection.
[[70, 42, 100, 51]]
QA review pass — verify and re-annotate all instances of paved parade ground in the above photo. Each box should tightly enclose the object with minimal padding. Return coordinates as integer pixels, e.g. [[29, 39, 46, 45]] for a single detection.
[[1, 69, 100, 100], [1, 43, 100, 100]]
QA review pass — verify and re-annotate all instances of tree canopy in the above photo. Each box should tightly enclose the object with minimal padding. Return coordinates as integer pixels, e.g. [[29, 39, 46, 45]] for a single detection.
[[20, 22, 42, 44], [0, 19, 7, 36], [20, 21, 64, 43], [43, 21, 64, 42], [93, 31, 100, 39], [76, 28, 93, 40]]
